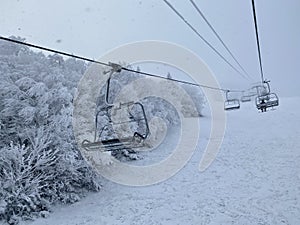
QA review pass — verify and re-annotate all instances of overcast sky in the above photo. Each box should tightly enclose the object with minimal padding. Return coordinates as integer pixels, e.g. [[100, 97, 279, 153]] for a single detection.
[[1, 0, 299, 96]]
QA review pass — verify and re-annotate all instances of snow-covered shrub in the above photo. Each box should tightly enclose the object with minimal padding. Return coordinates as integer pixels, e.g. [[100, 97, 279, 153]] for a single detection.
[[141, 96, 180, 126], [0, 37, 100, 223], [0, 140, 100, 223], [0, 142, 53, 222], [180, 84, 206, 117]]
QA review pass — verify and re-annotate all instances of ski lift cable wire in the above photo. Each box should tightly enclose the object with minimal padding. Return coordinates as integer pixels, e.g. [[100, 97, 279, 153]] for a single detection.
[[251, 0, 265, 83], [0, 36, 243, 93], [0, 36, 110, 67], [122, 67, 241, 92], [189, 0, 253, 81], [162, 0, 249, 81]]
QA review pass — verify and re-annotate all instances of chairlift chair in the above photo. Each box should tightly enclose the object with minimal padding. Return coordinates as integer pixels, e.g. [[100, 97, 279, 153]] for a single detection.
[[82, 102, 150, 152], [240, 91, 252, 102], [251, 83, 268, 96], [255, 80, 279, 112], [241, 95, 251, 102], [82, 63, 150, 152], [224, 90, 240, 110], [224, 99, 240, 110]]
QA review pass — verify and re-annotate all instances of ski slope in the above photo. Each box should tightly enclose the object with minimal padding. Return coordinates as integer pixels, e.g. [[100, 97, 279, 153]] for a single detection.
[[23, 97, 300, 225]]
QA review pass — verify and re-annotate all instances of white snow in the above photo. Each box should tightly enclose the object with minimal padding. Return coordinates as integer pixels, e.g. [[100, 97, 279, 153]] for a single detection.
[[22, 97, 300, 225]]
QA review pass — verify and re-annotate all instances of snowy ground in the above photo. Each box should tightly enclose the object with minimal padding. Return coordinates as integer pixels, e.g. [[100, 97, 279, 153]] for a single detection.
[[21, 97, 300, 225]]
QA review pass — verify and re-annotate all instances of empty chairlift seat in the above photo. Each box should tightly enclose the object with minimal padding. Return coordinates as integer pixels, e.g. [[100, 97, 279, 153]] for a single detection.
[[241, 95, 252, 102], [224, 90, 240, 111], [224, 98, 240, 110], [81, 65, 150, 152]]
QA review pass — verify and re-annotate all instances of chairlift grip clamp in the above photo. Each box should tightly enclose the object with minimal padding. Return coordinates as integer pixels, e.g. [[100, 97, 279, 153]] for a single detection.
[[103, 62, 122, 75], [108, 62, 122, 73]]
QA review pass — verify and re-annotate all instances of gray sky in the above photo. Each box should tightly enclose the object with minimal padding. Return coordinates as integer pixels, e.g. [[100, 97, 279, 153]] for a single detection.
[[1, 0, 299, 96]]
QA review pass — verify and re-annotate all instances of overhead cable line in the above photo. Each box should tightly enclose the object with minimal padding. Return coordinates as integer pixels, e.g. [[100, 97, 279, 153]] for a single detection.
[[189, 0, 252, 80], [251, 0, 265, 83], [162, 0, 249, 80], [0, 36, 110, 67], [123, 67, 241, 92], [0, 36, 243, 93]]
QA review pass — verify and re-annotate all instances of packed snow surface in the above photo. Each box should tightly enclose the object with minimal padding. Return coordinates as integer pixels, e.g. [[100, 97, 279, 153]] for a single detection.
[[22, 97, 300, 225]]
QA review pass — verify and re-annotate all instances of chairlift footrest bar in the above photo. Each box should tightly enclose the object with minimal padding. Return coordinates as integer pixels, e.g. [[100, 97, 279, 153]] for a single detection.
[[81, 139, 144, 152]]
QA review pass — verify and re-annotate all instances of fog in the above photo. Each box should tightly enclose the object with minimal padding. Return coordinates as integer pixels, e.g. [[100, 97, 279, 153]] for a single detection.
[[1, 0, 299, 96]]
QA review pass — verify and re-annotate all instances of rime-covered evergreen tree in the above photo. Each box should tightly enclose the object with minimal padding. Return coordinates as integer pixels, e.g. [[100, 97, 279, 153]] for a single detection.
[[0, 37, 100, 224]]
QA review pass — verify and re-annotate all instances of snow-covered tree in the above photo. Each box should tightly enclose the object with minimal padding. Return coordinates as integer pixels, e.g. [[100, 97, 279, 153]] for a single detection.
[[0, 37, 100, 224]]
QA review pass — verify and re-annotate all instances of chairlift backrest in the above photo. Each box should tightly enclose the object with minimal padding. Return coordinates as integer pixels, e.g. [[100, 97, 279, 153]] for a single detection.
[[96, 101, 149, 141], [224, 90, 240, 110], [224, 99, 240, 110], [241, 95, 251, 102]]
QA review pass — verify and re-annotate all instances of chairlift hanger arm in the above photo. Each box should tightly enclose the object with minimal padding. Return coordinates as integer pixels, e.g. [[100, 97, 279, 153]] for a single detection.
[[251, 0, 265, 83], [263, 80, 271, 93], [104, 63, 123, 106]]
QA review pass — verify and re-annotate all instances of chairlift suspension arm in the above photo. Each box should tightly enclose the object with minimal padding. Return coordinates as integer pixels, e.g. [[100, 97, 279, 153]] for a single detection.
[[263, 80, 271, 93], [105, 74, 113, 106], [251, 0, 265, 83], [104, 62, 123, 106], [225, 90, 229, 100]]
